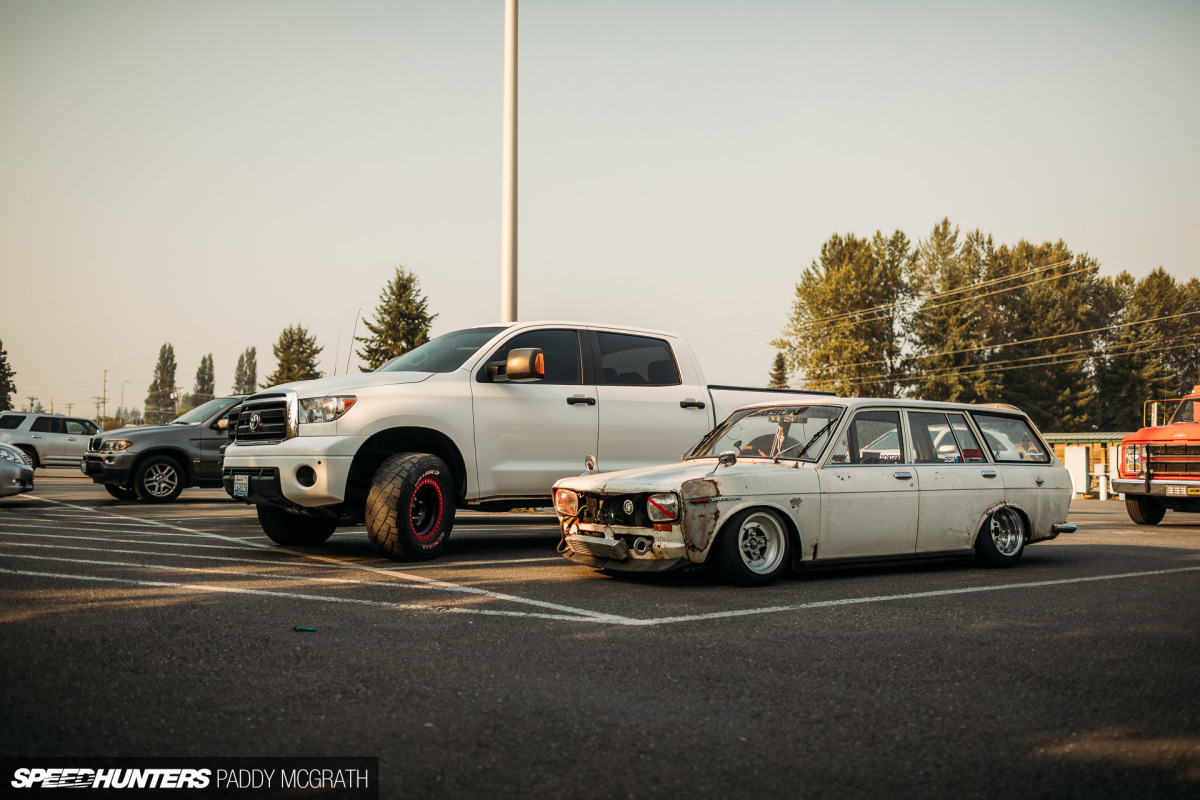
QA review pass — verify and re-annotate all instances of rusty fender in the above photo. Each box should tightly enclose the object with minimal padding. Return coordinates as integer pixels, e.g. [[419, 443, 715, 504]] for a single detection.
[[680, 478, 721, 555]]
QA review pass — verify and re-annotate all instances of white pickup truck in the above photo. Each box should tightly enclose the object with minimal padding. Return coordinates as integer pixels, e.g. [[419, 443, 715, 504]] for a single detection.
[[222, 321, 826, 560]]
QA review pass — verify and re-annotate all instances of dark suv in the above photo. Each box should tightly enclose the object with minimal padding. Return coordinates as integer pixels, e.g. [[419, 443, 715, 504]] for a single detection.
[[83, 396, 245, 503]]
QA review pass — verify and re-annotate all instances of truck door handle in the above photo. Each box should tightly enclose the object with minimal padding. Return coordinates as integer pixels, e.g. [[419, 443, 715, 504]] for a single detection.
[[982, 470, 998, 478], [680, 399, 706, 409], [893, 471, 912, 480], [567, 395, 596, 406]]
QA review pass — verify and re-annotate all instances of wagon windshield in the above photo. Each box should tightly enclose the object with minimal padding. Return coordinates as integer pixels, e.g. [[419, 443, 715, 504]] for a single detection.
[[687, 405, 844, 462]]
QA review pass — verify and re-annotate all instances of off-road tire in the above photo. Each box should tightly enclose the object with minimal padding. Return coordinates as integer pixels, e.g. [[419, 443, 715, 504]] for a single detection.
[[256, 505, 337, 546], [974, 506, 1026, 567], [133, 455, 185, 503], [366, 452, 456, 561], [714, 508, 790, 586], [104, 484, 139, 501], [1125, 496, 1166, 526]]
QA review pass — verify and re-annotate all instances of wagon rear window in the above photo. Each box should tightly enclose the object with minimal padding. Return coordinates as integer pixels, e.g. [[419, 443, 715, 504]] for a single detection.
[[971, 413, 1050, 463]]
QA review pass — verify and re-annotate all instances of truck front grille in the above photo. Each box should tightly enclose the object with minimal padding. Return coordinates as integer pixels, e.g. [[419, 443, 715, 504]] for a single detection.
[[234, 399, 290, 443], [1147, 444, 1200, 478]]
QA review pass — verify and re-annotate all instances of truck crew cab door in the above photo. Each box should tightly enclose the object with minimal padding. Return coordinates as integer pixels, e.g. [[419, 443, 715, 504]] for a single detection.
[[471, 328, 599, 499], [589, 330, 713, 473]]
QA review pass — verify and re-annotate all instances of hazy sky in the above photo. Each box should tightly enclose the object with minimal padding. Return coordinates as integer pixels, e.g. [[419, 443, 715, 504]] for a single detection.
[[2, 0, 1198, 417]]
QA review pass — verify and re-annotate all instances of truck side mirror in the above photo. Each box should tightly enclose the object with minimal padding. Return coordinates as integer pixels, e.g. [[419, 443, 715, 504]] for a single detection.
[[489, 348, 545, 382]]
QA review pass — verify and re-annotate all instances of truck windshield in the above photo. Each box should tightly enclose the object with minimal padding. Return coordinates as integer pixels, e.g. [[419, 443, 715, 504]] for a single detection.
[[687, 405, 844, 462], [376, 327, 507, 374], [1170, 399, 1195, 424]]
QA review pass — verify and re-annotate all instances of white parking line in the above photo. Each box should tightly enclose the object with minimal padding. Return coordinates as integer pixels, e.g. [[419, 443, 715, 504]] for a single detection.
[[0, 566, 610, 623], [20, 497, 630, 622], [625, 565, 1200, 626]]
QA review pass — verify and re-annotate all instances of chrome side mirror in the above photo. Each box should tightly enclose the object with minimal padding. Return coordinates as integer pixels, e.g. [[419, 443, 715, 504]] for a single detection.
[[582, 455, 597, 475], [718, 450, 737, 468]]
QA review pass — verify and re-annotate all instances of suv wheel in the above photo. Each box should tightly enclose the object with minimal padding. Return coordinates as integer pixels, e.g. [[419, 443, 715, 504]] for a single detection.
[[17, 446, 38, 469], [104, 484, 139, 501], [134, 455, 184, 503]]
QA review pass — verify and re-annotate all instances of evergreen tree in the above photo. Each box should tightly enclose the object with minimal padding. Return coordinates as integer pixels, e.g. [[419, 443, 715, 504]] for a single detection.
[[772, 231, 910, 396], [356, 267, 437, 371], [983, 241, 1101, 432], [232, 347, 258, 394], [264, 325, 323, 387], [904, 220, 996, 403], [0, 338, 16, 411], [192, 354, 215, 405], [768, 352, 788, 389], [144, 343, 177, 424]]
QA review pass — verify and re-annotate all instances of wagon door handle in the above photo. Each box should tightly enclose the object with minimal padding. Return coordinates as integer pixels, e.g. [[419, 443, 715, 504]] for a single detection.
[[567, 395, 596, 406], [680, 399, 706, 409], [893, 471, 912, 480], [982, 470, 998, 478], [1036, 477, 1045, 486]]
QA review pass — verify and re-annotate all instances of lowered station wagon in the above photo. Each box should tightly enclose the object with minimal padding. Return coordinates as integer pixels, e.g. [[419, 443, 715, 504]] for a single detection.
[[552, 397, 1076, 584]]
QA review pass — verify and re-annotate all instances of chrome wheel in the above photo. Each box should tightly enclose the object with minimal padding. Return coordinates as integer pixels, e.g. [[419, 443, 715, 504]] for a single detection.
[[142, 462, 178, 498], [988, 507, 1025, 557], [734, 511, 787, 575]]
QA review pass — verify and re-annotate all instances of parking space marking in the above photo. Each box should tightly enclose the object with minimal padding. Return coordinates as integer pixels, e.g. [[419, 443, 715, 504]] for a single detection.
[[15, 496, 633, 623], [625, 565, 1200, 626], [0, 567, 614, 624]]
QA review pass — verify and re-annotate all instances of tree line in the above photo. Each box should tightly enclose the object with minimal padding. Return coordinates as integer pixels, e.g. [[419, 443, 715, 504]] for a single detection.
[[140, 267, 434, 423], [772, 218, 1200, 432]]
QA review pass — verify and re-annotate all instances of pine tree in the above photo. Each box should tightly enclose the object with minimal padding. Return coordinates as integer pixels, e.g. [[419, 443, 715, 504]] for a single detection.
[[768, 352, 788, 389], [0, 339, 16, 411], [264, 325, 323, 387], [193, 354, 215, 405], [232, 347, 258, 394], [144, 343, 178, 424], [904, 220, 995, 403], [772, 230, 910, 397], [355, 267, 437, 371]]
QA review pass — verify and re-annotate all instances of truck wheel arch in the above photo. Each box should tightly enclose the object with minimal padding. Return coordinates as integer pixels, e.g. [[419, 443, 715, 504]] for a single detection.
[[345, 427, 468, 511]]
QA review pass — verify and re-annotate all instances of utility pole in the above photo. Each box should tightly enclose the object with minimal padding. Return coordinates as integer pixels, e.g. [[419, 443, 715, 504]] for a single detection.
[[66, 403, 74, 415], [26, 395, 36, 412], [500, 0, 518, 322], [102, 370, 108, 420], [92, 396, 104, 420]]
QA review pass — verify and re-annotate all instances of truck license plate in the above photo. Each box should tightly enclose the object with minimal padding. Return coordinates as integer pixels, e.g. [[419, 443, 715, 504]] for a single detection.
[[233, 474, 249, 497], [1189, 487, 1200, 497]]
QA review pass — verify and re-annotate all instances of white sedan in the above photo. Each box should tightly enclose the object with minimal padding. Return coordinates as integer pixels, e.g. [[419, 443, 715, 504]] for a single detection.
[[552, 397, 1076, 585]]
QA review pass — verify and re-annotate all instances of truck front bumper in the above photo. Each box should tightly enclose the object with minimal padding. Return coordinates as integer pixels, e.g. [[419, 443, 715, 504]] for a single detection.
[[1112, 478, 1200, 498], [221, 436, 363, 509]]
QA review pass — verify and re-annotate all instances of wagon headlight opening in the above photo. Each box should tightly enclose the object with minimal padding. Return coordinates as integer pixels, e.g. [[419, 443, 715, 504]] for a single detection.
[[554, 488, 579, 517], [298, 395, 357, 424], [646, 493, 679, 522]]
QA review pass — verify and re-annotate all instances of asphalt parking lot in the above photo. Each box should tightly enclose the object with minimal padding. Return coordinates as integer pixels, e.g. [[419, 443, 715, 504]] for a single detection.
[[3, 473, 1199, 799]]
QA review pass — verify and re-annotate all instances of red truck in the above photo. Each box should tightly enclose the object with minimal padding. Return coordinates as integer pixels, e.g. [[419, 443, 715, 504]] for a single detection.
[[1113, 384, 1200, 524]]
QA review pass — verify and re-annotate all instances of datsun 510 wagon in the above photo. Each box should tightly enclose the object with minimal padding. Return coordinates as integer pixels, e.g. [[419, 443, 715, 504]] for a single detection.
[[552, 398, 1076, 585]]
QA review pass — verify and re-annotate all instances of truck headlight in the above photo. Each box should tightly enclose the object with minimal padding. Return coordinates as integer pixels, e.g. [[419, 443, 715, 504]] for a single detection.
[[554, 488, 579, 517], [646, 493, 679, 522], [100, 440, 132, 452], [1125, 445, 1141, 473], [298, 395, 357, 424]]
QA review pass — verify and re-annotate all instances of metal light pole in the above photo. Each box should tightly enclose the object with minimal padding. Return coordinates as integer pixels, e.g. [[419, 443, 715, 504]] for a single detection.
[[501, 0, 518, 322]]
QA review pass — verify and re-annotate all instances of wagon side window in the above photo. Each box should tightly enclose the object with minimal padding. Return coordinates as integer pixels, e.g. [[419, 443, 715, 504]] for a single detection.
[[827, 410, 905, 465], [908, 411, 963, 463], [970, 413, 1050, 463]]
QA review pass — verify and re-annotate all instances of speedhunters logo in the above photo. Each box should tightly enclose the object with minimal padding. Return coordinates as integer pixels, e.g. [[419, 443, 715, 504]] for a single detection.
[[12, 768, 211, 789], [3, 759, 377, 798]]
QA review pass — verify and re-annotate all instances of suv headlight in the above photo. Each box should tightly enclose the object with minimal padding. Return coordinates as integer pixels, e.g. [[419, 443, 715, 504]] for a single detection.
[[554, 488, 579, 517], [646, 493, 679, 522], [100, 440, 133, 453], [298, 395, 357, 424]]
